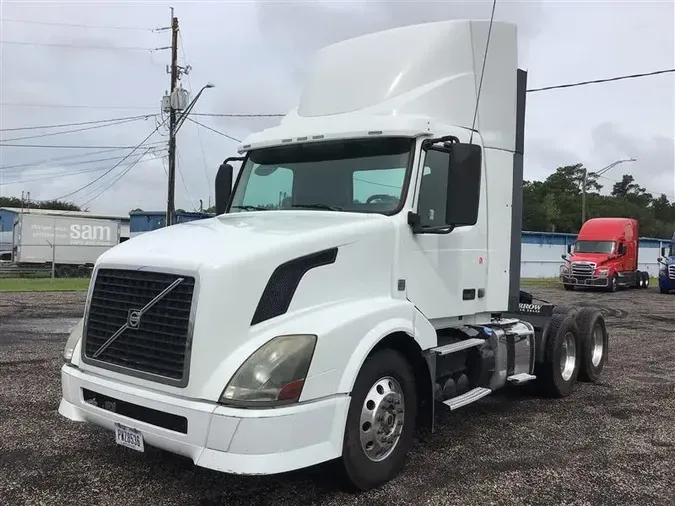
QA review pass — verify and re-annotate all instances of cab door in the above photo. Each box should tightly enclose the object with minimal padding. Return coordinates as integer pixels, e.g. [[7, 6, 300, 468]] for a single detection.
[[398, 141, 488, 324]]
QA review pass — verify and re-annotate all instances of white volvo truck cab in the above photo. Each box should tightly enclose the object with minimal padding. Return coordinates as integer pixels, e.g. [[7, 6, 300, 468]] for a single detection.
[[59, 20, 609, 491]]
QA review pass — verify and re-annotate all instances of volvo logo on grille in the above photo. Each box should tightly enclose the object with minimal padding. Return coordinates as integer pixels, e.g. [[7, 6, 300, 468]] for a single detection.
[[127, 309, 142, 329], [92, 276, 185, 359]]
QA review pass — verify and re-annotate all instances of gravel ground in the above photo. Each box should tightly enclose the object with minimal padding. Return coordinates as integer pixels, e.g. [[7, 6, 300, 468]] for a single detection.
[[1, 287, 674, 506]]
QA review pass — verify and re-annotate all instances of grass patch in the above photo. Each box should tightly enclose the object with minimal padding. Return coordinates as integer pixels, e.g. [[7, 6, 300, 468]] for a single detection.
[[0, 277, 90, 292]]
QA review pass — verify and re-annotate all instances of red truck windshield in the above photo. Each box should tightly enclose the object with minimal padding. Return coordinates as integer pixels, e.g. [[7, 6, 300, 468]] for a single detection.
[[574, 241, 615, 254]]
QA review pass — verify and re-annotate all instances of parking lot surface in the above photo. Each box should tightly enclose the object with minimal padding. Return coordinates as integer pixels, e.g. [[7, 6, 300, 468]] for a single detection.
[[1, 286, 674, 506]]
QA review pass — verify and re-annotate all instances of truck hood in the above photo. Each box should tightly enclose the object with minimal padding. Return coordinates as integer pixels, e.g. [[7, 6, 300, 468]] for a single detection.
[[98, 210, 389, 270], [82, 210, 398, 398], [570, 252, 614, 265]]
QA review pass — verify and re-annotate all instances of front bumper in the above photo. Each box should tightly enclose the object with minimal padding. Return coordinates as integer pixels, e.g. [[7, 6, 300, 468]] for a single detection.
[[560, 274, 609, 287], [59, 364, 350, 475]]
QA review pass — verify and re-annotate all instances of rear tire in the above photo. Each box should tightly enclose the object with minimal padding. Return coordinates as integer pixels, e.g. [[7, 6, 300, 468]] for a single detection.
[[642, 271, 650, 288], [340, 348, 417, 491], [576, 308, 608, 382], [536, 313, 581, 398]]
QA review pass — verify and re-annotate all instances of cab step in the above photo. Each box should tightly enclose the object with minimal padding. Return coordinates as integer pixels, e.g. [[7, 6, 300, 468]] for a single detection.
[[431, 338, 485, 356], [442, 387, 492, 410], [507, 373, 537, 385]]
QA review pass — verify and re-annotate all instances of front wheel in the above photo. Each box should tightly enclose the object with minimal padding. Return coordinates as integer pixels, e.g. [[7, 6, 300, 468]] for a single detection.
[[608, 274, 619, 292], [642, 271, 650, 288], [341, 348, 417, 491]]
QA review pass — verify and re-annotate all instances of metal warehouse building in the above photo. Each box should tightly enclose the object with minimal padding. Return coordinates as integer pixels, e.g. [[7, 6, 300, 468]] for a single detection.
[[0, 207, 130, 254]]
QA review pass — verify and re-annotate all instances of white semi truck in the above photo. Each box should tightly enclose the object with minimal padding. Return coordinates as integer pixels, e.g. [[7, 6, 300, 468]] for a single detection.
[[59, 20, 609, 491]]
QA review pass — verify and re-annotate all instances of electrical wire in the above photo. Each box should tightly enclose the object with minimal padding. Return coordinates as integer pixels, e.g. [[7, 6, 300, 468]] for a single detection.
[[191, 112, 285, 118], [52, 117, 168, 201], [0, 155, 166, 185], [0, 102, 157, 111], [0, 40, 155, 51], [176, 148, 198, 211], [1, 115, 156, 142], [469, 0, 497, 145], [527, 68, 675, 93], [0, 144, 166, 171], [0, 143, 163, 149], [595, 174, 675, 201], [78, 149, 154, 208], [0, 114, 155, 132], [179, 32, 212, 204], [0, 18, 156, 32], [187, 117, 241, 143]]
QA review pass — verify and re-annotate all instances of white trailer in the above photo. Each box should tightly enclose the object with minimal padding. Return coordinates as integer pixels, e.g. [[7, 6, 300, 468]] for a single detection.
[[12, 213, 120, 275], [59, 20, 608, 491]]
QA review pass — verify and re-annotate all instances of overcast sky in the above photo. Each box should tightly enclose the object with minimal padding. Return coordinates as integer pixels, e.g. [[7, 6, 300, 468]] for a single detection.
[[0, 0, 673, 215]]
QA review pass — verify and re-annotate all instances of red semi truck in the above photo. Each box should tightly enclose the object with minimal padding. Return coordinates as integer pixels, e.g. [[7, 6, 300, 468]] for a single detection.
[[560, 217, 650, 292]]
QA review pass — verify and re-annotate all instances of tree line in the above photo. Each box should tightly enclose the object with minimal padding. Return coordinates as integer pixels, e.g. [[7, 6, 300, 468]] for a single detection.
[[4, 164, 674, 238], [524, 165, 674, 238]]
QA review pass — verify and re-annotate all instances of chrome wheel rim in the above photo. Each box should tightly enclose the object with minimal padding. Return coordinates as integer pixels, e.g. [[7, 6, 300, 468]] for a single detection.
[[560, 331, 577, 381], [591, 325, 604, 367], [359, 376, 404, 462]]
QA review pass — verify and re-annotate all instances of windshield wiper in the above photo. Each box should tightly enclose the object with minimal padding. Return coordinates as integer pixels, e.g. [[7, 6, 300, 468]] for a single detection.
[[231, 205, 268, 211], [291, 203, 343, 211]]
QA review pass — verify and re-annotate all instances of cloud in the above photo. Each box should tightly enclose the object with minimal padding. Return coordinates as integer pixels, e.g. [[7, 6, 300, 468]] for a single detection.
[[0, 0, 673, 216]]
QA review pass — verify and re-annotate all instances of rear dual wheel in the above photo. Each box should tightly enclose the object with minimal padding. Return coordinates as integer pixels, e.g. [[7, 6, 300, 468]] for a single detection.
[[537, 313, 581, 397]]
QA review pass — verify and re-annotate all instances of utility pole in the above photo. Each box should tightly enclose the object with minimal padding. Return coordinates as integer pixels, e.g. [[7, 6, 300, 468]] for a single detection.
[[166, 9, 179, 227]]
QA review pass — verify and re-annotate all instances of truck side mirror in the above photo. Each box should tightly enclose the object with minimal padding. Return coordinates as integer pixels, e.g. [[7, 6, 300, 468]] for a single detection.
[[567, 244, 572, 254], [444, 143, 481, 227], [215, 163, 234, 215], [662, 247, 667, 257], [618, 243, 626, 255]]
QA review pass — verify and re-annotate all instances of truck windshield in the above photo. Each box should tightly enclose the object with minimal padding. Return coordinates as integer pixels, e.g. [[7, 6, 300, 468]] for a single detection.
[[228, 137, 413, 215], [574, 240, 615, 254]]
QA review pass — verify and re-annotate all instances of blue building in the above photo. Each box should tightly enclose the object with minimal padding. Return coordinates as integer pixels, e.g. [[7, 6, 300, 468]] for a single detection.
[[129, 210, 215, 238]]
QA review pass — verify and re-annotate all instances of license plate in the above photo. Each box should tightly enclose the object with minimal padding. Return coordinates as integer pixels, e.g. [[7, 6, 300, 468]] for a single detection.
[[115, 422, 145, 452]]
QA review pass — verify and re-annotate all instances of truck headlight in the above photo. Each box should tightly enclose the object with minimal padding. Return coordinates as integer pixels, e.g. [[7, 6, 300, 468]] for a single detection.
[[219, 334, 317, 406], [63, 317, 84, 362], [560, 264, 569, 274], [659, 263, 667, 272], [596, 267, 609, 277]]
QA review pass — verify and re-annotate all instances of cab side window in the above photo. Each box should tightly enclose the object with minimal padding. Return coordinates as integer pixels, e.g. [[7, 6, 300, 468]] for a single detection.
[[417, 150, 451, 227], [416, 144, 482, 229]]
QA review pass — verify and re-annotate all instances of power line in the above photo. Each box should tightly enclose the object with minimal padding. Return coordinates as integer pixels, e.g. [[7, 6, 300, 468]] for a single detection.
[[52, 118, 168, 201], [0, 114, 154, 132], [0, 18, 156, 32], [187, 117, 241, 142], [192, 112, 285, 118], [79, 149, 154, 208], [527, 68, 674, 93], [1, 155, 165, 185], [1, 150, 166, 174], [0, 144, 165, 171], [0, 40, 156, 52], [596, 174, 675, 201], [0, 102, 157, 111], [0, 143, 163, 149], [1, 115, 156, 142], [179, 31, 211, 205]]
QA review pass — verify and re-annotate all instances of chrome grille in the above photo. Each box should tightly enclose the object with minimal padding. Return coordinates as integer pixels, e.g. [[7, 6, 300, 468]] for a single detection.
[[571, 262, 595, 278], [669, 265, 675, 280], [82, 268, 196, 385]]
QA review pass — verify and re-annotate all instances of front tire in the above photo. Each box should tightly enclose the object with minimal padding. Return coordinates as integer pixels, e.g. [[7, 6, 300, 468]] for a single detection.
[[341, 348, 417, 491], [608, 274, 619, 292], [642, 271, 650, 288]]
